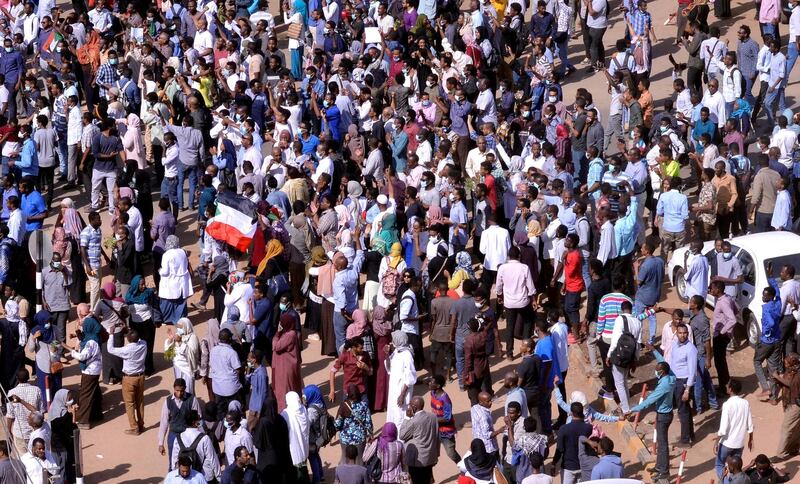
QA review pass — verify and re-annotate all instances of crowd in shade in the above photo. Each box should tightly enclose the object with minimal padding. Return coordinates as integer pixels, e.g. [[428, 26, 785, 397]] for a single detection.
[[0, 0, 798, 482]]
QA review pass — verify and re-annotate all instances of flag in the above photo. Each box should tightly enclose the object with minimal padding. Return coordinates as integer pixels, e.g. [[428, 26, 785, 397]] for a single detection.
[[205, 191, 257, 252], [42, 31, 63, 54]]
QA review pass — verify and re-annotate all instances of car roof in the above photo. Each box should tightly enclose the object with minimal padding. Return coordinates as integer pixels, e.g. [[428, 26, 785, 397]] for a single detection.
[[727, 232, 800, 259]]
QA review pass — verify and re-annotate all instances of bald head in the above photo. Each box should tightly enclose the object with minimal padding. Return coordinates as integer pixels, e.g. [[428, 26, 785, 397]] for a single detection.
[[334, 254, 348, 271], [504, 371, 519, 389], [478, 392, 492, 408], [77, 303, 90, 317], [411, 396, 425, 410]]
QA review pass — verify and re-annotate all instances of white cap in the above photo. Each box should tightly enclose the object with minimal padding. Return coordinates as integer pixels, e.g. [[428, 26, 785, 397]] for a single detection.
[[377, 194, 388, 205]]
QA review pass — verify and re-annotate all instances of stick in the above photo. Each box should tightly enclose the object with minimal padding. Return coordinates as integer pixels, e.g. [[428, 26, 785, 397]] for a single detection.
[[675, 450, 688, 484], [633, 383, 648, 430]]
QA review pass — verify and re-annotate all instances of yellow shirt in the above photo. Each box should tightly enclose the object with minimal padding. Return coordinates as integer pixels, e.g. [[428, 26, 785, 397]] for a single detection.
[[491, 0, 508, 21], [662, 160, 681, 178], [197, 76, 214, 107]]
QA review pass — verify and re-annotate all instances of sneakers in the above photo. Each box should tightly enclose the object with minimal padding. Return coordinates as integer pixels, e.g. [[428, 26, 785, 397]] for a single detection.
[[307, 333, 320, 341]]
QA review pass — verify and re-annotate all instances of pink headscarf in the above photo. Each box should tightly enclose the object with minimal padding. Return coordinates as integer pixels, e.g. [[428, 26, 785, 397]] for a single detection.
[[122, 114, 146, 170], [346, 309, 369, 338], [426, 204, 443, 226], [60, 199, 84, 239], [102, 282, 122, 301]]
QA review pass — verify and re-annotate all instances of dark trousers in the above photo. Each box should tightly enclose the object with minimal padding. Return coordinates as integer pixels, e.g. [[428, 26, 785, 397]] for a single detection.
[[564, 290, 581, 327], [687, 67, 703, 94], [504, 305, 534, 357], [713, 334, 731, 389], [611, 253, 634, 294], [780, 314, 797, 358], [716, 211, 733, 239], [481, 268, 496, 292], [597, 339, 614, 391], [538, 389, 553, 434], [752, 80, 769, 120], [731, 202, 748, 236], [76, 373, 102, 424], [588, 27, 606, 67], [754, 212, 773, 233], [654, 412, 673, 475], [466, 372, 493, 406], [289, 261, 306, 308], [406, 331, 425, 369], [429, 340, 454, 378], [38, 166, 55, 206], [408, 465, 433, 484], [674, 378, 695, 443]]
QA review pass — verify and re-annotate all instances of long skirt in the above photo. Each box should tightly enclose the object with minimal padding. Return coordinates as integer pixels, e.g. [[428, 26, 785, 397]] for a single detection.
[[36, 366, 62, 406], [371, 333, 391, 412], [76, 373, 103, 424], [362, 280, 379, 312], [321, 299, 337, 356], [291, 47, 304, 81], [305, 298, 321, 333], [160, 297, 187, 325]]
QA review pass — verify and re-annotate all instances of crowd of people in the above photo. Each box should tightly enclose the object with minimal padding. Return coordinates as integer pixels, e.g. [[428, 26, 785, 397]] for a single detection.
[[0, 0, 799, 482]]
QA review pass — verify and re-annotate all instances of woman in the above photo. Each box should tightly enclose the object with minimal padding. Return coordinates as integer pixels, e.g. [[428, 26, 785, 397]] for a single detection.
[[164, 318, 200, 396], [281, 392, 311, 484], [27, 311, 62, 402], [303, 385, 326, 484], [125, 275, 157, 375], [253, 396, 292, 482], [273, 313, 303, 412], [200, 318, 221, 402], [373, 213, 400, 256], [334, 385, 372, 464], [256, 238, 287, 281], [306, 247, 327, 339], [375, 422, 405, 484], [159, 235, 194, 324], [401, 217, 427, 275], [55, 198, 86, 303], [285, 0, 306, 80], [0, 300, 24, 391], [95, 283, 127, 385], [345, 125, 365, 166], [317, 250, 338, 356], [370, 306, 393, 413], [204, 255, 230, 323], [775, 353, 800, 459], [385, 331, 417, 428], [49, 389, 78, 483], [377, 242, 406, 307], [346, 309, 375, 361], [117, 113, 147, 170], [457, 439, 498, 484], [68, 315, 103, 429], [448, 251, 477, 296], [111, 225, 136, 296]]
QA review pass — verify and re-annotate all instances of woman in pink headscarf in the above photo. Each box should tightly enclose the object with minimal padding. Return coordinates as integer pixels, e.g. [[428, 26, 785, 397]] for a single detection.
[[272, 313, 302, 412], [54, 198, 87, 303], [346, 309, 374, 361], [118, 114, 147, 169], [96, 282, 127, 384]]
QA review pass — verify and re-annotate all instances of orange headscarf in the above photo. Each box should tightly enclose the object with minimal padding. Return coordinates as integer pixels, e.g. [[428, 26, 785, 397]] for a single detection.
[[255, 239, 284, 276]]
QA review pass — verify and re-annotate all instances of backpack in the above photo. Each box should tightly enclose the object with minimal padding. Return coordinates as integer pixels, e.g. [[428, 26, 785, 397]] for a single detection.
[[318, 410, 337, 447], [117, 79, 134, 109], [609, 315, 637, 368], [514, 14, 531, 55], [612, 53, 632, 79], [484, 40, 500, 69], [391, 295, 416, 330], [381, 258, 401, 299], [177, 433, 205, 472], [730, 67, 746, 98]]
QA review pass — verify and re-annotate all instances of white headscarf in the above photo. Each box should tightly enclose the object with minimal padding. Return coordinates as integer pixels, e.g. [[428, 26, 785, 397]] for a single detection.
[[281, 392, 309, 465]]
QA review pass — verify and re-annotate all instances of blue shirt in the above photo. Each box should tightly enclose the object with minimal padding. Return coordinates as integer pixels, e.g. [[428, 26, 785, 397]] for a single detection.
[[692, 119, 717, 144], [636, 256, 664, 307], [623, 159, 648, 193], [18, 138, 38, 178], [333, 250, 366, 312], [586, 158, 605, 201], [772, 189, 792, 230], [449, 201, 468, 249], [761, 278, 783, 345], [533, 334, 560, 388], [449, 99, 472, 137], [1, 186, 18, 221], [0, 50, 25, 85], [669, 339, 697, 386], [21, 190, 46, 231], [300, 133, 320, 154], [656, 190, 689, 233], [630, 350, 676, 414], [246, 365, 269, 413], [614, 197, 639, 257], [685, 253, 709, 300]]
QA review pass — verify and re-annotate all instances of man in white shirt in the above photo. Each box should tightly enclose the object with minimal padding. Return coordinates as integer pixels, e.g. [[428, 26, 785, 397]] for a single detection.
[[607, 300, 642, 413], [6, 196, 25, 245], [66, 95, 82, 186], [479, 214, 511, 287], [712, 379, 752, 479], [21, 438, 59, 484], [770, 116, 798, 168], [701, 78, 727, 128], [193, 17, 215, 64], [19, 2, 38, 45], [475, 80, 498, 127], [170, 410, 221, 482], [708, 52, 743, 115], [119, 197, 144, 256], [596, 208, 617, 267], [699, 27, 727, 81], [465, 136, 494, 179], [765, 39, 786, 126], [107, 329, 147, 434], [87, 0, 112, 34], [161, 133, 180, 213]]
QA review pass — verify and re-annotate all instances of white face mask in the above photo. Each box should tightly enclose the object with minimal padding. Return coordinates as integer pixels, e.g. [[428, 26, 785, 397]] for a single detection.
[[548, 95, 557, 103], [448, 193, 455, 202]]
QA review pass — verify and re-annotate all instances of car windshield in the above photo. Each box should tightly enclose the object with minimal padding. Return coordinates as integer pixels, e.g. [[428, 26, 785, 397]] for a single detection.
[[764, 254, 800, 280]]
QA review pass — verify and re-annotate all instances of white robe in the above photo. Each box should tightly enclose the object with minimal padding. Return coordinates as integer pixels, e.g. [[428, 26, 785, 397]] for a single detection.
[[385, 349, 417, 428], [158, 248, 194, 299]]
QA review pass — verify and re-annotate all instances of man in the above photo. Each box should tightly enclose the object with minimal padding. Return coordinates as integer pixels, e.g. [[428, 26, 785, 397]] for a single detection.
[[503, 371, 529, 418], [668, 323, 697, 448], [32, 116, 57, 206], [688, 295, 718, 413], [332, 229, 365, 353], [479, 214, 510, 290], [328, 336, 372, 403], [41, 253, 70, 346], [764, 40, 786, 125], [596, 277, 632, 398], [5, 369, 44, 456], [635, 242, 664, 345], [164, 117, 204, 212], [245, 350, 269, 430], [777, 264, 800, 357], [625, 350, 676, 482], [107, 328, 147, 435], [552, 233, 584, 337], [170, 410, 220, 481], [553, 402, 592, 484], [517, 338, 544, 419], [0, 38, 23, 120], [772, 177, 792, 231], [710, 280, 737, 395], [157, 379, 202, 464], [223, 409, 254, 466], [684, 241, 709, 303], [501, 401, 525, 484], [0, 440, 25, 483], [450, 279, 479, 389], [209, 329, 243, 410], [656, 177, 687, 261], [220, 446, 257, 484], [745, 454, 792, 483], [20, 438, 59, 484], [6, 195, 25, 246], [19, 178, 45, 232], [399, 396, 440, 484], [712, 159, 738, 238], [470, 392, 500, 457], [80, 211, 107, 309], [713, 379, 753, 480], [754, 285, 782, 404], [750, 154, 781, 233], [66, 95, 82, 187], [607, 300, 643, 414], [165, 456, 206, 483], [496, 243, 537, 360], [91, 118, 125, 215], [714, 241, 744, 300], [429, 280, 455, 379]]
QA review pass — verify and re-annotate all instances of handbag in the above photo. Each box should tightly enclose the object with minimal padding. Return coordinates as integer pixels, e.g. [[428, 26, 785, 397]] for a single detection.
[[266, 268, 290, 299]]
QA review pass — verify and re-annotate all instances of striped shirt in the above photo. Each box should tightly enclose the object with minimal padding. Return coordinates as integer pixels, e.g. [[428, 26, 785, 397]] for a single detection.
[[596, 292, 656, 342], [79, 225, 102, 269], [430, 390, 456, 438]]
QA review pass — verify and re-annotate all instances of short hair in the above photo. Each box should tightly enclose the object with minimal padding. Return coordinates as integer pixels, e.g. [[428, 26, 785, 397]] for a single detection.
[[523, 416, 538, 433], [570, 402, 585, 419], [728, 379, 742, 394], [345, 444, 359, 460], [529, 451, 544, 470], [234, 445, 250, 459], [599, 436, 614, 454], [173, 378, 187, 389], [620, 300, 633, 313], [177, 455, 193, 468], [507, 401, 522, 412], [185, 410, 201, 425]]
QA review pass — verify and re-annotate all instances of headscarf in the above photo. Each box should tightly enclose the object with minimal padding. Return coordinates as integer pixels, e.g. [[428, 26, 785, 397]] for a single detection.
[[527, 219, 542, 238], [556, 124, 569, 140], [730, 98, 752, 119], [310, 246, 328, 267], [377, 213, 400, 255], [334, 204, 353, 228], [125, 275, 153, 304], [166, 235, 180, 250], [176, 318, 200, 372], [123, 113, 147, 169], [80, 316, 103, 352], [282, 391, 310, 465], [278, 312, 296, 334], [391, 330, 410, 352], [387, 242, 403, 268], [426, 205, 443, 226], [293, 0, 308, 25], [4, 300, 20, 323], [456, 251, 477, 281], [347, 180, 363, 198], [303, 385, 324, 408], [465, 439, 496, 481], [48, 389, 71, 423], [52, 227, 69, 259], [569, 391, 589, 407], [509, 155, 524, 172], [205, 318, 221, 348], [346, 309, 369, 339], [61, 200, 84, 239], [32, 310, 54, 345], [256, 239, 285, 276], [513, 230, 529, 246], [212, 256, 230, 278], [378, 422, 398, 453], [372, 306, 393, 337], [347, 125, 365, 161], [102, 282, 121, 301]]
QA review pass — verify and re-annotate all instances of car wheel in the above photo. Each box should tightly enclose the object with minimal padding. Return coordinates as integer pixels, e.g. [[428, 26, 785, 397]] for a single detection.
[[674, 267, 688, 303], [746, 311, 760, 347]]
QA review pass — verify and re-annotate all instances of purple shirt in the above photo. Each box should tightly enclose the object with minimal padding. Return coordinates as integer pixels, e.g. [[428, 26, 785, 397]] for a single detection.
[[151, 211, 177, 251], [449, 99, 472, 137]]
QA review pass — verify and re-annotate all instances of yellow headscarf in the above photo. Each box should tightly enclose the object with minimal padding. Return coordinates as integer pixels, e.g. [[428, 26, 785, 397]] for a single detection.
[[256, 239, 285, 276], [527, 219, 543, 238], [388, 242, 403, 269]]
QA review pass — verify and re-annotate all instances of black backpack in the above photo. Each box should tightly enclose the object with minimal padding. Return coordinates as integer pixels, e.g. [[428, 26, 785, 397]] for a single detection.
[[177, 433, 205, 472], [318, 410, 337, 447], [609, 315, 637, 368], [731, 68, 746, 98]]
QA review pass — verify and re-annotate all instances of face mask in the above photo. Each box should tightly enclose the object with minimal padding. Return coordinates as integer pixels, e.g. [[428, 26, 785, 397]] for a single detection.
[[246, 361, 254, 369], [474, 302, 482, 308], [422, 100, 431, 107], [528, 236, 537, 244], [44, 323, 51, 329], [223, 421, 232, 430], [522, 111, 530, 118], [114, 234, 123, 241], [654, 371, 661, 379], [426, 80, 435, 87], [420, 180, 428, 188], [448, 193, 455, 202], [279, 303, 288, 311], [222, 69, 231, 77], [429, 235, 439, 243], [324, 28, 331, 35], [547, 95, 557, 103], [109, 58, 118, 65], [56, 46, 62, 53], [323, 100, 330, 108], [4, 47, 11, 53], [177, 328, 186, 337], [51, 261, 62, 269], [393, 56, 401, 62], [722, 252, 733, 260], [660, 126, 669, 133], [546, 213, 553, 221], [305, 73, 312, 80], [416, 135, 424, 142], [442, 126, 450, 133], [698, 141, 705, 147], [499, 86, 506, 93], [240, 126, 248, 136], [455, 95, 464, 102]]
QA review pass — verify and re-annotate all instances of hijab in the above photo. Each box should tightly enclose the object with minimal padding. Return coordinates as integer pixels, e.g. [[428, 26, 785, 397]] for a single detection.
[[125, 275, 153, 304], [378, 213, 400, 254], [205, 318, 221, 348], [166, 234, 180, 250], [465, 439, 496, 481], [527, 219, 542, 238], [388, 241, 403, 268], [32, 310, 54, 344], [346, 309, 369, 339], [48, 389, 72, 423], [281, 391, 310, 465], [123, 113, 147, 169], [347, 180, 363, 198], [372, 306, 393, 337], [391, 330, 410, 352], [456, 251, 476, 281], [378, 422, 398, 453], [79, 316, 103, 356], [52, 227, 69, 259], [426, 204, 443, 226], [730, 98, 752, 119], [513, 230, 529, 246], [303, 385, 325, 408], [102, 282, 122, 301], [347, 125, 365, 161], [310, 246, 328, 267], [334, 204, 353, 229], [212, 255, 230, 278], [176, 318, 200, 370], [256, 239, 284, 276]]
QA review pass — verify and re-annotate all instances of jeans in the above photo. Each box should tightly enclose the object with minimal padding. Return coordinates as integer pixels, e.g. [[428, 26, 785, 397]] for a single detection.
[[441, 436, 461, 463], [56, 129, 68, 176], [604, 113, 622, 153], [160, 176, 179, 218], [782, 42, 799, 110], [4, 82, 15, 120], [67, 143, 80, 183], [744, 74, 757, 107], [581, 256, 591, 292], [333, 310, 348, 355], [694, 355, 718, 411], [309, 450, 323, 484], [612, 364, 631, 412], [715, 444, 742, 479], [537, 389, 553, 434], [91, 169, 117, 214], [455, 337, 465, 386], [674, 378, 695, 443], [177, 165, 199, 209], [554, 31, 573, 74], [561, 468, 582, 484], [588, 27, 606, 67], [754, 211, 773, 233], [753, 340, 782, 399], [633, 300, 657, 344], [564, 290, 581, 327], [570, 149, 587, 188], [780, 314, 797, 357], [764, 87, 782, 126], [654, 412, 673, 475]]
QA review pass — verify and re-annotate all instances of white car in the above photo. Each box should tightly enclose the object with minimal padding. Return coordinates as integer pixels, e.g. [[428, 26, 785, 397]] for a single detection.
[[667, 232, 800, 343]]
